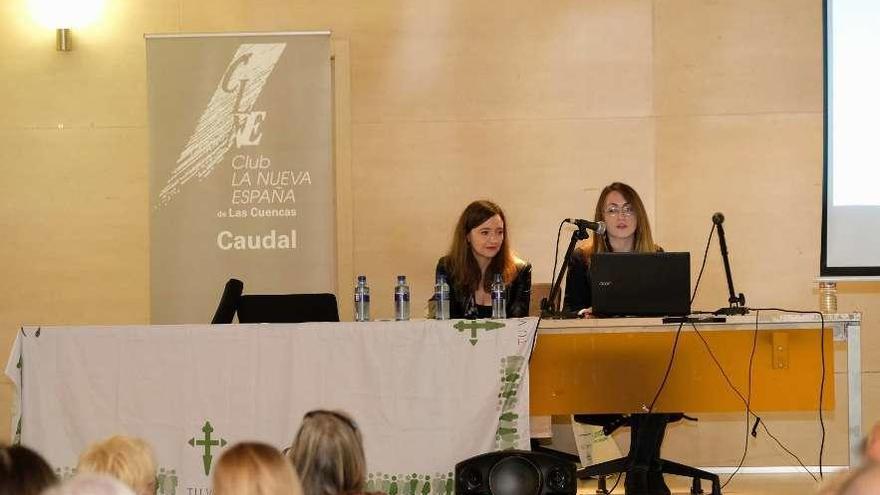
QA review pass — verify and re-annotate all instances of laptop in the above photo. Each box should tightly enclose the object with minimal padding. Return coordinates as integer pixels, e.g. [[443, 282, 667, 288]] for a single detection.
[[589, 252, 691, 317]]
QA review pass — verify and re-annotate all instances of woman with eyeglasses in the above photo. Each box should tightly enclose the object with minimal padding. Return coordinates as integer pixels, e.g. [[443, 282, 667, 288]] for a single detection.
[[286, 410, 368, 495], [563, 181, 661, 316], [433, 200, 532, 319], [562, 183, 673, 493]]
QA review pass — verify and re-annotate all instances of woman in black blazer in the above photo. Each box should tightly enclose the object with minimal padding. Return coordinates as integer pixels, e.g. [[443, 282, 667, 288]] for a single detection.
[[433, 200, 531, 319]]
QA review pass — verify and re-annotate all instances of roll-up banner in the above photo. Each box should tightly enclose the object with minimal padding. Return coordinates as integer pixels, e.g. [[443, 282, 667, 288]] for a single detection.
[[147, 32, 334, 323]]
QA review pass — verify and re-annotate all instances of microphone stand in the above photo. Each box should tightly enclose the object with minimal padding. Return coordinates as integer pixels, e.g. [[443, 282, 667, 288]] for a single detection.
[[542, 227, 590, 318], [714, 219, 748, 316]]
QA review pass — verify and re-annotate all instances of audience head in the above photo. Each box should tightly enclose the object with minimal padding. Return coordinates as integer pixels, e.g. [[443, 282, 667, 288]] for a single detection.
[[76, 435, 156, 495], [44, 474, 136, 495], [447, 200, 517, 289], [213, 442, 302, 495], [287, 409, 366, 495], [0, 443, 58, 495], [838, 462, 880, 495], [592, 182, 655, 253], [863, 421, 880, 463]]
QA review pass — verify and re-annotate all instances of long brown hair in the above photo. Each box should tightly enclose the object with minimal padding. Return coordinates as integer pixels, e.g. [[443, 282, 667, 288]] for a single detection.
[[287, 410, 365, 495], [213, 442, 302, 495], [445, 200, 518, 293], [589, 182, 657, 254], [0, 444, 58, 495]]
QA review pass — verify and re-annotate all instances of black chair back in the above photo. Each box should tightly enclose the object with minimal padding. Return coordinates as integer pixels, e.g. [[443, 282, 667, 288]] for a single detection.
[[211, 278, 244, 324], [211, 279, 339, 324], [237, 293, 340, 323]]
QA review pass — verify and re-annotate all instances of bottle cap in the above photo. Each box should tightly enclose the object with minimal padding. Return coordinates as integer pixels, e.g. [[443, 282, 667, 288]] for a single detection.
[[357, 275, 366, 282], [398, 275, 406, 282]]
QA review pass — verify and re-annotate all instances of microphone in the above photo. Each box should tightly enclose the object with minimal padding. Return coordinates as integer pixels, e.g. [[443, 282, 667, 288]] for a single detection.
[[565, 218, 606, 235], [712, 212, 725, 225]]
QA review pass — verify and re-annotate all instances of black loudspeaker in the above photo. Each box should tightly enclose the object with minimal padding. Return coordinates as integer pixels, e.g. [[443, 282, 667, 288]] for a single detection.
[[455, 450, 576, 495]]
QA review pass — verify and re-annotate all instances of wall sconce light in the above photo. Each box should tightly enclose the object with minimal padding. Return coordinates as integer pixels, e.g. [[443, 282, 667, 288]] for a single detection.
[[29, 0, 104, 52], [56, 28, 72, 51]]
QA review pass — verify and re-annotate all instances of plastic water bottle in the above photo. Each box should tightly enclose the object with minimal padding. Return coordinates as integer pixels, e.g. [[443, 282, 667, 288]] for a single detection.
[[435, 274, 450, 320], [354, 275, 370, 322], [491, 273, 506, 319], [394, 275, 411, 321], [819, 281, 838, 314]]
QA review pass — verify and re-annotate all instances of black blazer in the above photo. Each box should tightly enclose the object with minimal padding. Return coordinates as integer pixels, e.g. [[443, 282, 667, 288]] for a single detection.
[[434, 257, 532, 319]]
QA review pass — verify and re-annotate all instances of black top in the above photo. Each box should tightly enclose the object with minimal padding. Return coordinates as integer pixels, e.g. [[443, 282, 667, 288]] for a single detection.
[[434, 257, 532, 319], [562, 244, 663, 313], [562, 247, 593, 313]]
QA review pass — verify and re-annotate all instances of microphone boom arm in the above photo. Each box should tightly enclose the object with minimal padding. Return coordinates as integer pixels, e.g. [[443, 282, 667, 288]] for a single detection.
[[714, 218, 747, 315], [542, 228, 590, 316]]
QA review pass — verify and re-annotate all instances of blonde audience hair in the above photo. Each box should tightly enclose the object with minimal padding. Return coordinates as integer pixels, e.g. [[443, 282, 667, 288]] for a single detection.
[[287, 410, 366, 495], [76, 435, 156, 495], [212, 442, 303, 495]]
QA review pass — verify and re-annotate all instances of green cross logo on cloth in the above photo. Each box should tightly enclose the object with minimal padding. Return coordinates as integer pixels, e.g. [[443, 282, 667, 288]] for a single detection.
[[453, 320, 505, 345], [495, 355, 525, 449], [188, 421, 227, 475]]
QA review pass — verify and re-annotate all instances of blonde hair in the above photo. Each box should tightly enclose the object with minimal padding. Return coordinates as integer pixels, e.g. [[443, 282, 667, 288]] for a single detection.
[[287, 410, 366, 495], [213, 442, 302, 495], [77, 435, 156, 495]]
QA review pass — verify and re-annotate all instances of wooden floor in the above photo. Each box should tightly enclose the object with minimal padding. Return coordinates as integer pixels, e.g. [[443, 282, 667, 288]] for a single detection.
[[577, 472, 834, 495]]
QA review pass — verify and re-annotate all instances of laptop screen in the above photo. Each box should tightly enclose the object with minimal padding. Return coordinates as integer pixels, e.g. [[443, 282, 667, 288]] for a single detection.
[[589, 252, 691, 317]]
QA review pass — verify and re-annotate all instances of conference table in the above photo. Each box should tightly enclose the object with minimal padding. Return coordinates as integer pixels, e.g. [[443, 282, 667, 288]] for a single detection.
[[6, 312, 861, 494], [530, 312, 862, 469]]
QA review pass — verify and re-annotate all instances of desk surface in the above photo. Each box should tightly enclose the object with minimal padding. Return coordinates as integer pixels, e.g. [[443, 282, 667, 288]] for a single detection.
[[537, 312, 860, 333]]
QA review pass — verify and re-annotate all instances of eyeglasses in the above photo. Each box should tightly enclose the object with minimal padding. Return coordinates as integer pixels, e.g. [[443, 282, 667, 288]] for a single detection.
[[604, 204, 635, 218]]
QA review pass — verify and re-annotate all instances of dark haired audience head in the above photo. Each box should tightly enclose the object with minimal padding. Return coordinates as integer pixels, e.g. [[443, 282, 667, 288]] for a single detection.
[[287, 410, 366, 495], [0, 444, 58, 495], [213, 442, 302, 495]]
